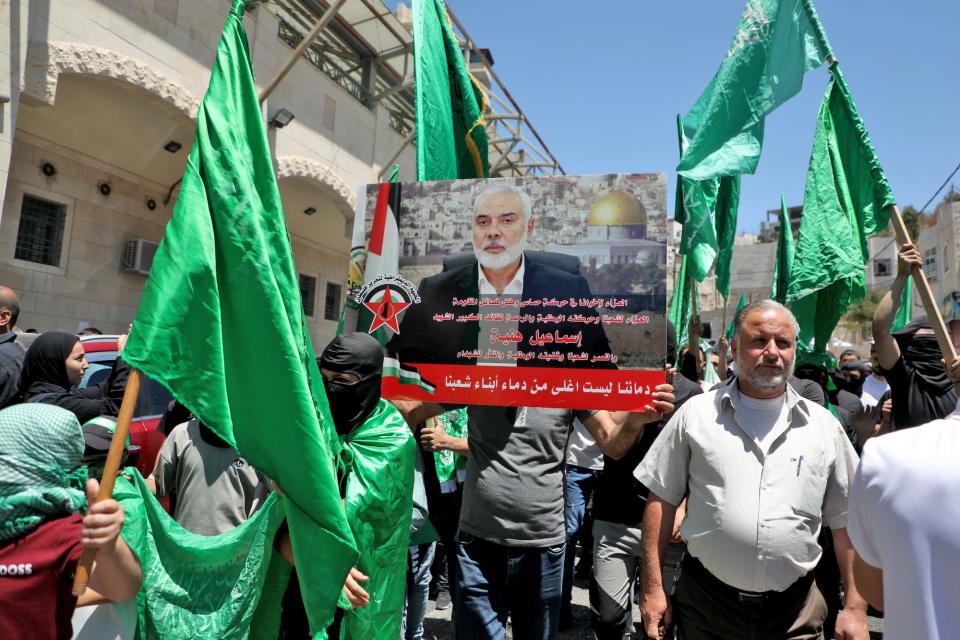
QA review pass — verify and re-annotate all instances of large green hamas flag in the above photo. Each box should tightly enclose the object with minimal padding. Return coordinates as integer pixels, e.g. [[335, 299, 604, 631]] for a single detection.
[[678, 0, 833, 181], [413, 0, 489, 180], [787, 65, 895, 354], [122, 1, 357, 633]]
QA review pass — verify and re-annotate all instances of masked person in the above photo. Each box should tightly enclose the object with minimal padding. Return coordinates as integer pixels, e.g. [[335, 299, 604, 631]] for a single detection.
[[0, 404, 141, 640], [319, 332, 415, 640], [873, 244, 958, 429]]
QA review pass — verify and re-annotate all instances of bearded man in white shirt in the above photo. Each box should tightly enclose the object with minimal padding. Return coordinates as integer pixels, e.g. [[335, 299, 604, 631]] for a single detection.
[[636, 300, 869, 640]]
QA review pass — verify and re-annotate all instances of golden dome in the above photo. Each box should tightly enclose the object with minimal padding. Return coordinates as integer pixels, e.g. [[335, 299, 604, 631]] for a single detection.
[[587, 191, 646, 226]]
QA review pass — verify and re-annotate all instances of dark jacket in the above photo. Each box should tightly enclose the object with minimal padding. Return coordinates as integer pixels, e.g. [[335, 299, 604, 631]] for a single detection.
[[592, 372, 703, 526], [0, 333, 25, 408], [22, 357, 131, 423], [387, 257, 614, 369]]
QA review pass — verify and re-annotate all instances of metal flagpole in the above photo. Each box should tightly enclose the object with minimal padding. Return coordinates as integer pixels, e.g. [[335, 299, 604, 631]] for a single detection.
[[258, 0, 349, 104]]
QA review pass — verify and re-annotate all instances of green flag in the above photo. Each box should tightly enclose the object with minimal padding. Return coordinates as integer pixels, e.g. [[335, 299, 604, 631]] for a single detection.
[[676, 117, 741, 286], [771, 195, 796, 303], [668, 254, 697, 364], [121, 1, 356, 632], [892, 281, 912, 332], [678, 0, 833, 181], [726, 291, 747, 340], [413, 0, 489, 180], [713, 175, 741, 297], [787, 65, 896, 354]]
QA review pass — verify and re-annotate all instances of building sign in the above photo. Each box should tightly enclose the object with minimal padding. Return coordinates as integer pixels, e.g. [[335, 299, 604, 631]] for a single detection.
[[349, 174, 668, 411]]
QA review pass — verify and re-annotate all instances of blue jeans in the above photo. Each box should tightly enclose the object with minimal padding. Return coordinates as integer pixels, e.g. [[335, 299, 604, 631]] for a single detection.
[[563, 465, 601, 610], [403, 542, 435, 640], [454, 531, 565, 640]]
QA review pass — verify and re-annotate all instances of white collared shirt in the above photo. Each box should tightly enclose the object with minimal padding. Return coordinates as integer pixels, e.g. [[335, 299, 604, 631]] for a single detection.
[[847, 398, 960, 640], [477, 257, 524, 367], [477, 256, 525, 296], [635, 380, 859, 592]]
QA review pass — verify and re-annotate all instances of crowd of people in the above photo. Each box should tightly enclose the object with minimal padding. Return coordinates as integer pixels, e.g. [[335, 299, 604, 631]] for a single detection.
[[0, 240, 958, 640]]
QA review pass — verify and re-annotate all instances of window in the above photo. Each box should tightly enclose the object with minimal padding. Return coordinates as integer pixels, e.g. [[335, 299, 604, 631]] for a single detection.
[[874, 258, 892, 277], [15, 194, 66, 266], [944, 245, 950, 272], [299, 274, 317, 317], [324, 282, 342, 321], [924, 247, 938, 282]]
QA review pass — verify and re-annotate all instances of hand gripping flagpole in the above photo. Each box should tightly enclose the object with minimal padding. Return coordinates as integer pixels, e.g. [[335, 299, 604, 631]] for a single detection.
[[71, 368, 142, 596], [887, 206, 960, 392]]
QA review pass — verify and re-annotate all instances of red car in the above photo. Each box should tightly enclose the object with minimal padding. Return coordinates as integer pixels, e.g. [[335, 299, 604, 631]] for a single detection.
[[79, 335, 173, 477]]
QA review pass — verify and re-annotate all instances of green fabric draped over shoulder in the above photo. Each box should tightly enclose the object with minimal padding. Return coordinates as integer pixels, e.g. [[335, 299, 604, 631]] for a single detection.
[[336, 399, 415, 639], [114, 471, 290, 640], [0, 404, 88, 542]]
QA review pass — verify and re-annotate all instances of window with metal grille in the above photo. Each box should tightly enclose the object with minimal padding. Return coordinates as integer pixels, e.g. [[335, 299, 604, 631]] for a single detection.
[[299, 274, 317, 317], [324, 282, 342, 321], [15, 194, 66, 266]]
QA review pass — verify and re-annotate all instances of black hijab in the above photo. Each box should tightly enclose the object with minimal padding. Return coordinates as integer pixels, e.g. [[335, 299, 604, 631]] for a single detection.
[[319, 332, 384, 435], [19, 331, 80, 394]]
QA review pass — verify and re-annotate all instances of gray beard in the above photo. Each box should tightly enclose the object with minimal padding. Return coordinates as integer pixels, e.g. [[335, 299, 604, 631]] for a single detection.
[[739, 358, 795, 391], [473, 237, 527, 271]]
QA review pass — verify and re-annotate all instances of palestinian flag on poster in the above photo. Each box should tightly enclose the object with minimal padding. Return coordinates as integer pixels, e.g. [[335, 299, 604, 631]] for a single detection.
[[342, 171, 435, 396]]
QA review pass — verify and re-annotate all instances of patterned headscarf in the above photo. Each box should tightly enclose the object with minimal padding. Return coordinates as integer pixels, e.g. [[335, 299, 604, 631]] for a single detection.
[[0, 403, 88, 541]]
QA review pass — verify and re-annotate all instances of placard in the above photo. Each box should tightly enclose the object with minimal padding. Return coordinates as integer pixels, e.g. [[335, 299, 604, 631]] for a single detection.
[[347, 174, 668, 410]]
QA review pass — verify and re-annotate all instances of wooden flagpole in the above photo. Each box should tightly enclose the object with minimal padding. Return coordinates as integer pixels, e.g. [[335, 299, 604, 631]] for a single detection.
[[71, 369, 142, 596], [887, 205, 960, 391]]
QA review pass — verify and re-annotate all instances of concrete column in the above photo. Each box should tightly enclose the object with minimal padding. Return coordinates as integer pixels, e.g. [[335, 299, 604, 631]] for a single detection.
[[0, 0, 34, 222]]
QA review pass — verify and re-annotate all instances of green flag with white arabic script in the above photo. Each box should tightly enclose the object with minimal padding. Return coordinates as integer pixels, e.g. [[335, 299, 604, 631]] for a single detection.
[[678, 0, 833, 181], [121, 2, 357, 633], [787, 65, 895, 354]]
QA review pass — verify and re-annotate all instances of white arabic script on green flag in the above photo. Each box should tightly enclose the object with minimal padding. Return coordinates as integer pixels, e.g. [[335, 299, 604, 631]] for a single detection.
[[678, 0, 833, 181]]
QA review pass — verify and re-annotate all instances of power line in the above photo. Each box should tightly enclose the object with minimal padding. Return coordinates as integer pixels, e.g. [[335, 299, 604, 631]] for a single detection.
[[918, 160, 960, 214], [872, 159, 960, 257]]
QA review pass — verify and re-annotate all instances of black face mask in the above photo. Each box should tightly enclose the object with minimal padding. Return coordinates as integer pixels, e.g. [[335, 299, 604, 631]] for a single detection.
[[319, 333, 384, 435], [323, 376, 381, 436], [899, 334, 954, 392]]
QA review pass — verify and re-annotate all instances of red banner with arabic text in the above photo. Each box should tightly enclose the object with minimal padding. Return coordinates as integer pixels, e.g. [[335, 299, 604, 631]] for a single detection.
[[382, 364, 666, 411]]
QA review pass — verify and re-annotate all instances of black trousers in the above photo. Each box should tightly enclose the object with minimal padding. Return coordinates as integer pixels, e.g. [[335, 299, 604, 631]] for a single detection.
[[674, 556, 827, 640]]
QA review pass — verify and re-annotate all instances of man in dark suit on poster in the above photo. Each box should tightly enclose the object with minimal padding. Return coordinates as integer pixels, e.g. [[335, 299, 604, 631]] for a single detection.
[[387, 184, 614, 369]]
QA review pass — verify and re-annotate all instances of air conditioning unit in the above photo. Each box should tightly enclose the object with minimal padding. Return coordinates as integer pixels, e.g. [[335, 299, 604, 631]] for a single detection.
[[122, 239, 159, 276]]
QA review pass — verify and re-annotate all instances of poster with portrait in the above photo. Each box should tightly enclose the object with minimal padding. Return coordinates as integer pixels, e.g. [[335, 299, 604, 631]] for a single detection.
[[345, 174, 668, 411]]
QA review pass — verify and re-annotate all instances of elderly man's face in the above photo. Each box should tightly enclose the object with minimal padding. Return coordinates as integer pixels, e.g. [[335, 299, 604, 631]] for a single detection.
[[732, 308, 796, 392], [472, 191, 533, 270]]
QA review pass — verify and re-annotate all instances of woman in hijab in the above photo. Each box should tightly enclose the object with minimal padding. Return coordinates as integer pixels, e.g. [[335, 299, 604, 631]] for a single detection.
[[0, 403, 141, 639], [18, 331, 130, 423]]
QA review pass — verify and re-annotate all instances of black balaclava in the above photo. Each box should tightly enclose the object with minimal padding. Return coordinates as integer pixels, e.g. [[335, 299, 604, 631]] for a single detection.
[[319, 332, 384, 435], [894, 327, 954, 393], [836, 361, 867, 396], [19, 331, 81, 393]]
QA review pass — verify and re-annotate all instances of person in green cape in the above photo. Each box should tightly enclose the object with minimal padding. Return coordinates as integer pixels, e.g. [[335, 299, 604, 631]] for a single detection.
[[319, 332, 415, 639]]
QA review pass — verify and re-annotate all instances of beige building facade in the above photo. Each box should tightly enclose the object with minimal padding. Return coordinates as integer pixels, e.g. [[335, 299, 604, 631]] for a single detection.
[[0, 0, 420, 349]]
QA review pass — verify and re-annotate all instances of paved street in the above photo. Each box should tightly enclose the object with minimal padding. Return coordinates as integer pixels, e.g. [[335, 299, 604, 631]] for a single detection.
[[419, 576, 884, 639]]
